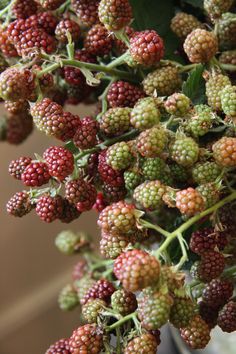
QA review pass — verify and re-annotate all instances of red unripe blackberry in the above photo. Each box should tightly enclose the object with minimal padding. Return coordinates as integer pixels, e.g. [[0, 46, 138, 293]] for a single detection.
[[69, 324, 103, 354], [98, 201, 137, 234], [198, 250, 225, 282], [43, 146, 74, 182], [190, 228, 218, 255], [0, 30, 18, 58], [12, 0, 38, 19], [93, 192, 107, 212], [98, 0, 132, 31], [6, 112, 33, 145], [180, 315, 211, 349], [124, 333, 158, 354], [45, 338, 70, 354], [111, 289, 137, 316], [71, 0, 99, 26], [198, 301, 219, 329], [59, 199, 81, 223], [9, 156, 32, 180], [31, 11, 59, 35], [81, 279, 115, 305], [55, 19, 80, 44], [0, 68, 35, 101], [100, 229, 136, 259], [103, 183, 127, 203], [36, 195, 63, 223], [60, 111, 81, 142], [217, 301, 236, 332], [7, 19, 30, 43], [202, 279, 234, 308], [73, 116, 98, 150], [84, 24, 113, 57], [130, 30, 164, 66], [184, 29, 218, 63], [98, 150, 124, 186], [41, 0, 65, 10], [107, 80, 145, 108], [212, 137, 236, 167], [114, 249, 161, 292], [136, 125, 167, 158], [5, 99, 29, 114], [171, 12, 202, 40], [65, 178, 97, 212], [21, 161, 51, 187], [72, 260, 88, 281], [6, 191, 33, 217], [15, 28, 56, 56], [176, 188, 205, 216]]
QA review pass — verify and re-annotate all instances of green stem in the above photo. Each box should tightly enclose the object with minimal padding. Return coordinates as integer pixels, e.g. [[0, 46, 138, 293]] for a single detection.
[[74, 129, 139, 161], [107, 312, 137, 332], [179, 64, 198, 73], [219, 63, 236, 72], [116, 328, 122, 354], [139, 219, 171, 238], [0, 0, 15, 17], [175, 233, 188, 270], [107, 52, 129, 69]]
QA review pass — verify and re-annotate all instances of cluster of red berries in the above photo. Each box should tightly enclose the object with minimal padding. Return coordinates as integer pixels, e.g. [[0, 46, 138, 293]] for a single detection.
[[1, 0, 236, 353]]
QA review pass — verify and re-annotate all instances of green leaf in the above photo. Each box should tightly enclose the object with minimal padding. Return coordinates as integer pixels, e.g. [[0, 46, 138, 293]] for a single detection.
[[182, 64, 206, 104], [129, 0, 180, 60], [182, 0, 203, 8]]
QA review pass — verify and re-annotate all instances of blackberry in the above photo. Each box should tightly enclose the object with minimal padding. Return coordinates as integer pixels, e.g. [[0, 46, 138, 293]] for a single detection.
[[170, 136, 199, 167], [31, 11, 59, 35], [100, 229, 136, 259], [137, 290, 173, 330], [143, 66, 182, 96], [36, 195, 63, 223], [136, 125, 167, 158], [198, 250, 225, 282], [45, 338, 70, 354], [184, 29, 218, 63], [198, 301, 219, 329], [217, 301, 236, 332], [93, 192, 107, 212], [197, 182, 220, 208], [5, 112, 33, 145], [219, 50, 236, 66], [141, 157, 167, 181], [180, 315, 211, 349], [205, 72, 231, 111], [111, 289, 137, 316], [218, 13, 236, 50], [43, 146, 74, 182], [55, 230, 82, 255], [21, 162, 51, 187], [98, 150, 124, 186], [0, 68, 34, 101], [99, 107, 131, 136], [59, 199, 81, 224], [0, 30, 18, 58], [106, 142, 133, 170], [15, 28, 56, 56], [5, 99, 29, 114], [220, 85, 236, 118], [69, 324, 103, 354], [41, 0, 65, 10], [187, 110, 213, 137], [124, 169, 143, 190], [171, 12, 202, 40], [164, 93, 191, 116], [129, 30, 164, 66], [9, 156, 32, 180], [55, 19, 80, 44], [98, 0, 132, 31], [130, 97, 161, 130], [65, 178, 97, 212], [12, 0, 38, 19], [75, 277, 96, 303], [124, 334, 158, 354], [74, 116, 98, 149], [81, 279, 115, 305], [58, 284, 79, 311], [190, 228, 218, 255], [107, 81, 145, 108], [169, 163, 190, 183], [97, 201, 137, 234], [6, 191, 33, 217], [192, 161, 221, 184], [103, 183, 127, 203], [161, 266, 185, 294], [84, 24, 113, 57], [114, 249, 161, 292], [176, 187, 205, 216], [212, 137, 236, 166], [82, 298, 106, 323], [202, 279, 234, 308], [60, 111, 81, 142], [134, 180, 165, 210], [72, 260, 88, 281], [204, 0, 234, 20], [71, 0, 99, 26], [169, 297, 195, 328]]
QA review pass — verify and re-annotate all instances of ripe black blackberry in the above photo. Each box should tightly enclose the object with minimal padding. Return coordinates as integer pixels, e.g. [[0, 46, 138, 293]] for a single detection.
[[202, 279, 234, 308], [217, 301, 236, 332], [81, 279, 115, 305]]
